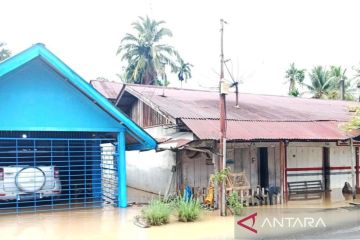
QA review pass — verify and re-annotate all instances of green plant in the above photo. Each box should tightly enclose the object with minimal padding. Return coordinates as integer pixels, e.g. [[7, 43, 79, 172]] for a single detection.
[[176, 197, 202, 222], [212, 167, 231, 184], [227, 192, 243, 216], [285, 63, 305, 96], [117, 16, 190, 86], [141, 199, 172, 225]]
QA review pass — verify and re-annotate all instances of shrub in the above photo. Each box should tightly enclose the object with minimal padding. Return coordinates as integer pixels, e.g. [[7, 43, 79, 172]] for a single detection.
[[141, 199, 172, 226], [212, 167, 231, 184], [176, 197, 202, 222], [227, 192, 243, 216]]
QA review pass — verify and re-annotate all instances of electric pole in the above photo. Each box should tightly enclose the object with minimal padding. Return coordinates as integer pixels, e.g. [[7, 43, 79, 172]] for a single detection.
[[219, 18, 227, 216], [340, 78, 345, 100]]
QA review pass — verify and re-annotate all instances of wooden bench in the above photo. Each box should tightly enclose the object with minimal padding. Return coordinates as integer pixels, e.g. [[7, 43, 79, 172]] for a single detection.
[[288, 180, 323, 200]]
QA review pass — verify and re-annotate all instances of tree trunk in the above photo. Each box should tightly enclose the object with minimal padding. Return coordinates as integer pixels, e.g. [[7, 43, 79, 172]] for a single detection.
[[142, 70, 157, 85]]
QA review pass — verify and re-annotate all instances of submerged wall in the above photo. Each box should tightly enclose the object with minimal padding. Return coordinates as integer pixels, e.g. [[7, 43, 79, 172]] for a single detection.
[[287, 142, 354, 189]]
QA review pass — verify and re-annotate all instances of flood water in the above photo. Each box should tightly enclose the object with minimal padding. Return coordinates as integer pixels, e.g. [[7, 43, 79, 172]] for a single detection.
[[1, 188, 359, 240], [0, 206, 234, 240]]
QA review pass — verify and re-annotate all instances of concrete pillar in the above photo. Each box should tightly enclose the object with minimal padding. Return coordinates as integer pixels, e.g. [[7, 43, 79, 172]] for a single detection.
[[117, 130, 127, 207]]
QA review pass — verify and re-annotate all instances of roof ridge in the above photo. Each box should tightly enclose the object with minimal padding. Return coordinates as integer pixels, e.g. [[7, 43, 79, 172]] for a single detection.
[[180, 118, 344, 122], [91, 80, 357, 103]]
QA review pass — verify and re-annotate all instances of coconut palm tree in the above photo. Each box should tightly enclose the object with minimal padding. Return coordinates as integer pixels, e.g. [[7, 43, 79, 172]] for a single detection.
[[0, 42, 11, 62], [304, 66, 334, 99], [285, 63, 305, 96], [177, 60, 193, 87], [327, 66, 357, 100], [117, 16, 182, 85]]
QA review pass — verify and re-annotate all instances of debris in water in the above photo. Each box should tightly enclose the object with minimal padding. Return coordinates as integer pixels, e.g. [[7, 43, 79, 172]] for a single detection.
[[133, 215, 150, 228]]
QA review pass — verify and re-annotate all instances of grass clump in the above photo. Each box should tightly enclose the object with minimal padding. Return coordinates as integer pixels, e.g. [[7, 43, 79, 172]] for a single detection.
[[227, 192, 243, 216], [141, 199, 172, 226], [176, 197, 202, 222]]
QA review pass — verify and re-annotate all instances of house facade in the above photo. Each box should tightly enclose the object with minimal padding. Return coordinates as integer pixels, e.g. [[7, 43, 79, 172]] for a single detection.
[[0, 44, 156, 214], [91, 81, 360, 202]]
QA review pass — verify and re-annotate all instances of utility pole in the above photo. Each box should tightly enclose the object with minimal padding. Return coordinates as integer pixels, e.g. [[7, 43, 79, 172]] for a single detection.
[[219, 18, 228, 216], [340, 78, 345, 101]]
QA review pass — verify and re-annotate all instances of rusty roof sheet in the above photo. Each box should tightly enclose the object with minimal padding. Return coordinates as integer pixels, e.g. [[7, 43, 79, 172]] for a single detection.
[[90, 80, 123, 99], [123, 84, 358, 122], [181, 119, 357, 141], [91, 81, 360, 141]]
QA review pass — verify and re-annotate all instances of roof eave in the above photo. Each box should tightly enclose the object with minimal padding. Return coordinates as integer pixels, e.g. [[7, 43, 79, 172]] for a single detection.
[[0, 44, 157, 151]]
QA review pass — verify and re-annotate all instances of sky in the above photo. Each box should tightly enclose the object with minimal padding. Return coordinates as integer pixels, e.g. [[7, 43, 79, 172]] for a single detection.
[[2, 0, 360, 96]]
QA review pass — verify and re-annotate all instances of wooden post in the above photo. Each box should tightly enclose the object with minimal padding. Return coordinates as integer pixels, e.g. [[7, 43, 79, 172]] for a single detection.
[[350, 139, 356, 199], [279, 141, 287, 204], [356, 147, 359, 190], [212, 152, 218, 209]]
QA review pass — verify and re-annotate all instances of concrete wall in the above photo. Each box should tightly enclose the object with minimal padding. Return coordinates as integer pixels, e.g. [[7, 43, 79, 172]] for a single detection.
[[126, 149, 176, 195], [329, 146, 353, 189], [126, 126, 178, 196], [286, 142, 354, 189]]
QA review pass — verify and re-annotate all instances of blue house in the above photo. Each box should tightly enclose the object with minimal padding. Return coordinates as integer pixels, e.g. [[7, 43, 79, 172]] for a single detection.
[[0, 43, 156, 213]]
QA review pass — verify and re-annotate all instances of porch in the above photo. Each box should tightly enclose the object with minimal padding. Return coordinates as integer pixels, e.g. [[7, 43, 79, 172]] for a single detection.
[[177, 141, 360, 206]]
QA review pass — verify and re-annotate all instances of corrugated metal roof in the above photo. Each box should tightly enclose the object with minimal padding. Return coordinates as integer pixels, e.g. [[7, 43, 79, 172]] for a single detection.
[[181, 119, 358, 141], [90, 80, 123, 100], [91, 81, 360, 141], [123, 84, 358, 122]]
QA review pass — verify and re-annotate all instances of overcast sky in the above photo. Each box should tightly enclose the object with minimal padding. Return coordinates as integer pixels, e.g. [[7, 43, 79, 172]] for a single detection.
[[2, 0, 360, 95]]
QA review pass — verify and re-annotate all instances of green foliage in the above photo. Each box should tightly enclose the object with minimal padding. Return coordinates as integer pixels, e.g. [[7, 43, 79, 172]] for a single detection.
[[343, 106, 360, 131], [285, 63, 305, 96], [212, 167, 231, 184], [285, 64, 357, 100], [117, 16, 191, 86], [289, 88, 300, 97], [176, 197, 202, 222], [303, 65, 333, 99], [141, 199, 172, 226], [328, 66, 356, 100], [227, 192, 244, 216], [302, 65, 357, 100], [0, 42, 11, 62], [177, 60, 193, 84]]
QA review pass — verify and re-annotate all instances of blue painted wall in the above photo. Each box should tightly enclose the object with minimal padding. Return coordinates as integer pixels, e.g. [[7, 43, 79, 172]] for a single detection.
[[0, 57, 123, 132]]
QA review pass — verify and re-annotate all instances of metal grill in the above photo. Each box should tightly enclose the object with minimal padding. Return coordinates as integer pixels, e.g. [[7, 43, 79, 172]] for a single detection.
[[0, 136, 118, 214]]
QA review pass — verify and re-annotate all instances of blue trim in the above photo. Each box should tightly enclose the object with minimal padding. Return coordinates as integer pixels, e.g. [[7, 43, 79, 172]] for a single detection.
[[0, 126, 124, 132], [117, 130, 127, 208], [126, 143, 152, 151], [0, 43, 157, 151], [92, 140, 102, 203], [0, 137, 116, 141]]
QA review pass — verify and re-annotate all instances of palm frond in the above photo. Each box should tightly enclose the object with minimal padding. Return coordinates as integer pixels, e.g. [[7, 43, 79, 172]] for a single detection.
[[117, 16, 186, 85]]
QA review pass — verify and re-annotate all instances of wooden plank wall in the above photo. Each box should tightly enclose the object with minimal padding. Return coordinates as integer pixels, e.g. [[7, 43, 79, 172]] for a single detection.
[[179, 143, 281, 191], [180, 150, 214, 192], [129, 100, 172, 128]]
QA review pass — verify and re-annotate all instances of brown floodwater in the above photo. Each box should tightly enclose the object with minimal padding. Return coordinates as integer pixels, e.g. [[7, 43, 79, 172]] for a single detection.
[[1, 188, 359, 240], [0, 206, 234, 240]]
